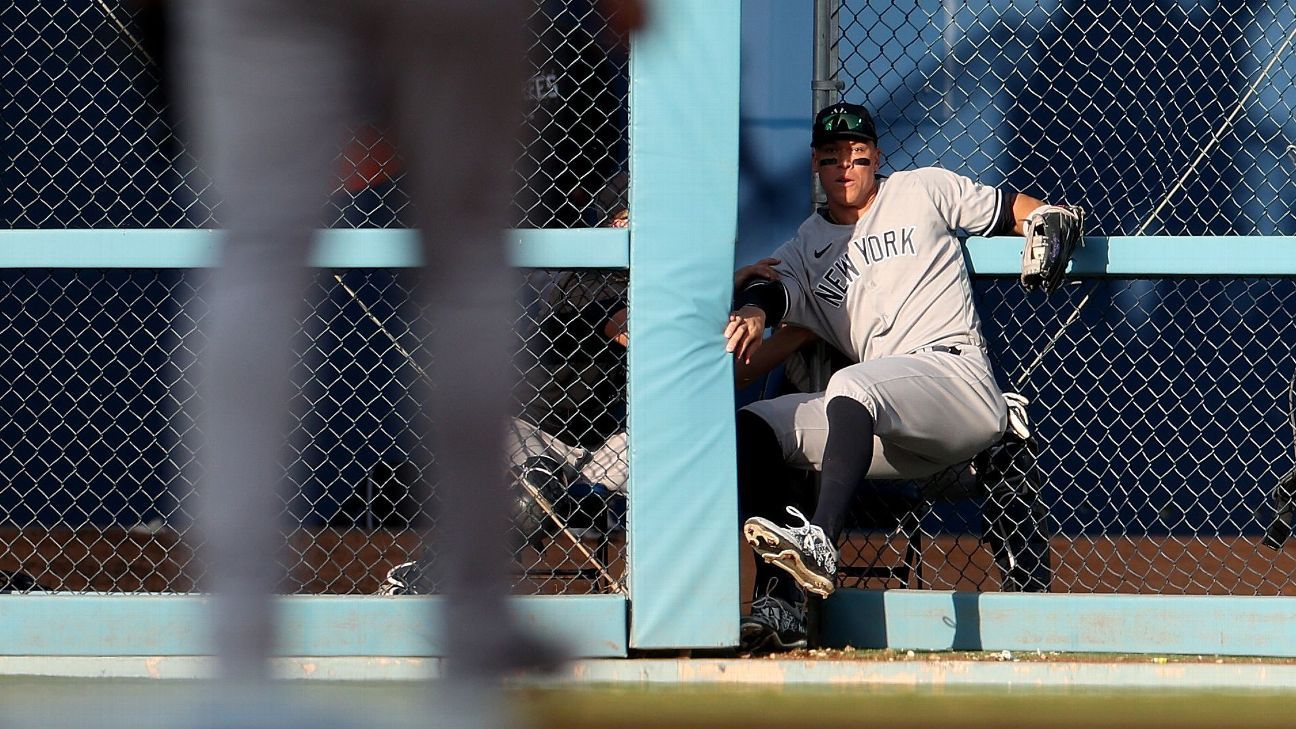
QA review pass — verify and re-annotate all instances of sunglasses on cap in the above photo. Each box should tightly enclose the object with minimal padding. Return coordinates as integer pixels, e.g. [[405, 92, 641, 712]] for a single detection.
[[819, 111, 869, 134]]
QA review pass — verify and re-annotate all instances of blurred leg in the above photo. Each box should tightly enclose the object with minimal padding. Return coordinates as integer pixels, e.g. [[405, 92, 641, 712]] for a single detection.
[[378, 0, 552, 680], [176, 0, 352, 682]]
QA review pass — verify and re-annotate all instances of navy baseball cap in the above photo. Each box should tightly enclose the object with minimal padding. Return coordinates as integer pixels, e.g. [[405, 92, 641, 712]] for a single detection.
[[812, 103, 878, 146]]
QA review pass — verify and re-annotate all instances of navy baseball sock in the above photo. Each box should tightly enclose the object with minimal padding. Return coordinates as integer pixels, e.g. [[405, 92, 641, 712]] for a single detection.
[[737, 410, 809, 604], [812, 396, 875, 543]]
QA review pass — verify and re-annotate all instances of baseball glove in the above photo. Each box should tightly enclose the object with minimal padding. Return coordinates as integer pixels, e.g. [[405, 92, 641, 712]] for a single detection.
[[1020, 204, 1084, 293]]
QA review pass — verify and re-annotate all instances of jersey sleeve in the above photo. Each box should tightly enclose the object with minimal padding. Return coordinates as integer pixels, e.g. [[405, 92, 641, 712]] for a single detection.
[[766, 238, 810, 327], [914, 167, 1013, 236]]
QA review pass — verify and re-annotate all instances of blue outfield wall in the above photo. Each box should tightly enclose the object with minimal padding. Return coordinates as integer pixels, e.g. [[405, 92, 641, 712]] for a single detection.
[[821, 590, 1296, 658], [0, 594, 626, 658], [0, 228, 630, 269]]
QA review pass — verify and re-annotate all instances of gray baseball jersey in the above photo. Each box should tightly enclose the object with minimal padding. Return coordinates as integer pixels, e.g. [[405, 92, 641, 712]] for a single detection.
[[770, 167, 1009, 359], [745, 167, 1010, 477]]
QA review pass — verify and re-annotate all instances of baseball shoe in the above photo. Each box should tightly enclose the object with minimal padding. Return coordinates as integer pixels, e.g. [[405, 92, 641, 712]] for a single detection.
[[743, 506, 838, 597], [377, 561, 422, 596], [740, 594, 807, 653]]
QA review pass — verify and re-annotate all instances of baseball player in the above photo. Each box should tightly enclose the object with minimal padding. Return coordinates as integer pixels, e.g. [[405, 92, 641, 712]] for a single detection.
[[727, 102, 1081, 652]]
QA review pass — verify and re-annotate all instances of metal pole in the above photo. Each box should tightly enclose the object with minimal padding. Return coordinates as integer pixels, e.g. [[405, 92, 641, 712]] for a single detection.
[[811, 0, 842, 209], [809, 0, 843, 391], [806, 6, 858, 618], [812, 0, 841, 111]]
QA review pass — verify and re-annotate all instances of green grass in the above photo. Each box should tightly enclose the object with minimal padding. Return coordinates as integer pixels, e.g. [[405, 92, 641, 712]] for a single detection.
[[0, 676, 1292, 728], [522, 684, 1296, 728]]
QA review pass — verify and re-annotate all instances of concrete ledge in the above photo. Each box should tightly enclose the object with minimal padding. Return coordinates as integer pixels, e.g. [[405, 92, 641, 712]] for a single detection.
[[552, 658, 1296, 689], [3, 657, 1296, 690]]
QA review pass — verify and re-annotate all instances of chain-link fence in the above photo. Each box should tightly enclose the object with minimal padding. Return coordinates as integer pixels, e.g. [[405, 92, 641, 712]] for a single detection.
[[3, 0, 628, 229], [819, 0, 1296, 594], [1, 0, 631, 595], [0, 268, 628, 595], [832, 0, 1296, 237]]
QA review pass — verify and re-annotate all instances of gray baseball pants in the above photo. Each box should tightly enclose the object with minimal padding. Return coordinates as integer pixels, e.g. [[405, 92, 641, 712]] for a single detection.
[[177, 0, 529, 691], [743, 347, 1008, 478]]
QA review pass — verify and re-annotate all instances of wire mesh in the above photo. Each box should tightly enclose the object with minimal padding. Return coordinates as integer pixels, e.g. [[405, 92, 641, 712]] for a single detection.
[[0, 268, 628, 595], [816, 0, 1296, 594], [833, 0, 1296, 237], [2, 0, 630, 229], [1, 0, 631, 595], [823, 277, 1296, 595]]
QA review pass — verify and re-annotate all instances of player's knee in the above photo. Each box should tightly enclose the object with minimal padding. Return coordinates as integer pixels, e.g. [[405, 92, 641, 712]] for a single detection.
[[952, 406, 1007, 461], [823, 374, 880, 416], [824, 395, 875, 436]]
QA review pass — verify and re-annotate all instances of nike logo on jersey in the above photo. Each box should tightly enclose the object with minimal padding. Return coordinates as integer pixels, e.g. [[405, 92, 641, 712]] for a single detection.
[[813, 243, 833, 258], [813, 226, 917, 307]]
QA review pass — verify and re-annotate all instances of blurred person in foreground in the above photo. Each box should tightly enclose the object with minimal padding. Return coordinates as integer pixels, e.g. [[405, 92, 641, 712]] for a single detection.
[[174, 0, 645, 724]]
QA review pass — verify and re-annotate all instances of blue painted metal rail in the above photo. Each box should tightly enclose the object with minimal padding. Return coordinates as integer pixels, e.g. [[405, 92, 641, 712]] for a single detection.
[[3, 234, 1291, 277], [0, 228, 629, 269]]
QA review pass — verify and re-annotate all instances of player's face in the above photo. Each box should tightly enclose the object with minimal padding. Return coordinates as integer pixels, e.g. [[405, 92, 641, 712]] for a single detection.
[[813, 140, 879, 210]]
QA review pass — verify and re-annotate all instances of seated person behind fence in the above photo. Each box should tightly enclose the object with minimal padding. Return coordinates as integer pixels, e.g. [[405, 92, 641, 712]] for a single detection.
[[386, 272, 622, 577], [507, 212, 778, 547], [510, 229, 629, 507], [724, 102, 1070, 652]]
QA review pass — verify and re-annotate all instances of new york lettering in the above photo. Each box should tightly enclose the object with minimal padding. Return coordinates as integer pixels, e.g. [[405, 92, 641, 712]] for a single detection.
[[812, 226, 916, 307]]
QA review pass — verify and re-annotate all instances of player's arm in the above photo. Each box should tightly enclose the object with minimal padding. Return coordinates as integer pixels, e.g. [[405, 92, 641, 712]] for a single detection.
[[734, 324, 818, 389], [1007, 192, 1047, 235], [734, 257, 781, 289], [723, 257, 785, 363], [724, 278, 789, 364]]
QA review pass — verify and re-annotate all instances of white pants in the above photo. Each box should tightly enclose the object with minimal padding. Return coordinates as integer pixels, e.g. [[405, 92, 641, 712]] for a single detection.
[[506, 418, 628, 492]]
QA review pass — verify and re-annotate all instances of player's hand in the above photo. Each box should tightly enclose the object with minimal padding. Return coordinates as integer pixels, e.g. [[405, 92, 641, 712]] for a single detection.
[[734, 258, 781, 289], [724, 305, 766, 364]]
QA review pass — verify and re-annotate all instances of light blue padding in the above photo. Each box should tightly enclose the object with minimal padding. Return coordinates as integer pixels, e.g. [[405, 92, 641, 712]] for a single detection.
[[964, 235, 1296, 276], [0, 594, 626, 657], [0, 229, 628, 269], [626, 0, 741, 649], [6, 232, 1291, 275], [820, 590, 1296, 657]]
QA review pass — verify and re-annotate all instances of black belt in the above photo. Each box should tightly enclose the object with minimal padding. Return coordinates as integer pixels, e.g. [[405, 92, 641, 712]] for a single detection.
[[916, 344, 963, 356]]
